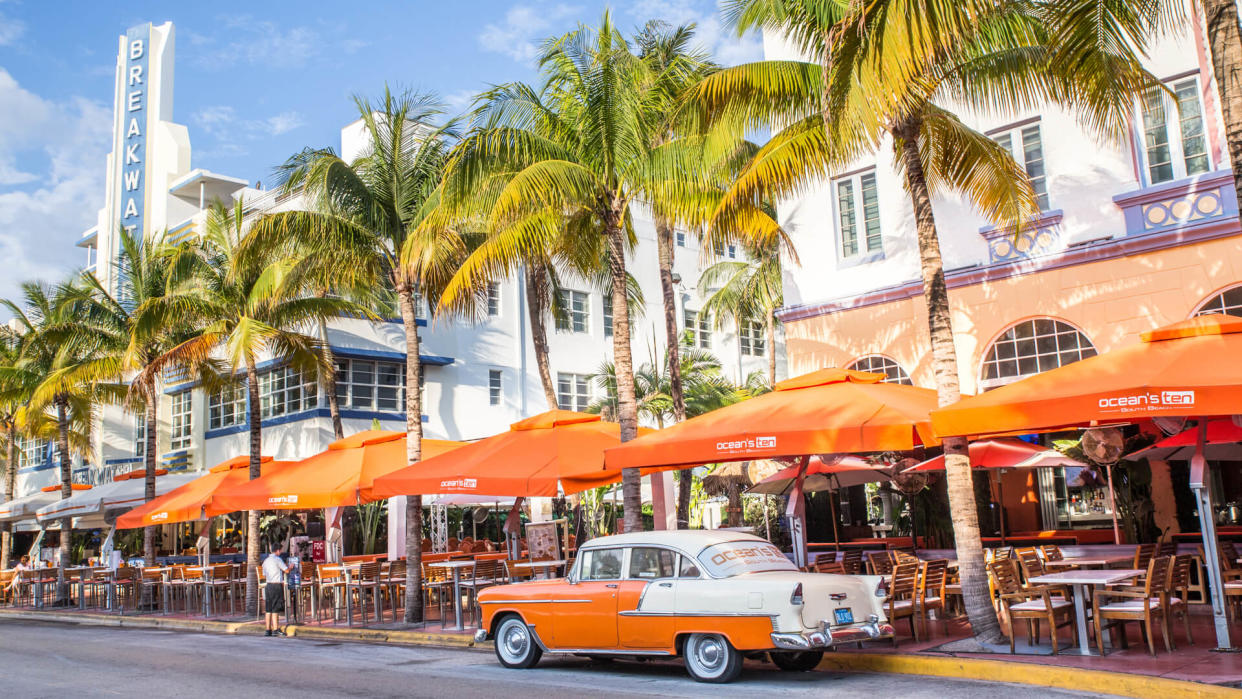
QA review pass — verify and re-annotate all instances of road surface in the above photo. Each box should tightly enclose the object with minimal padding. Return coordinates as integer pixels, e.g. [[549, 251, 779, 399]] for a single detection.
[[0, 619, 1120, 698]]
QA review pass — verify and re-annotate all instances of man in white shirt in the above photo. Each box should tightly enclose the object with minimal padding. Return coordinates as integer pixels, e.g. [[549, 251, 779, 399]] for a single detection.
[[262, 542, 288, 637]]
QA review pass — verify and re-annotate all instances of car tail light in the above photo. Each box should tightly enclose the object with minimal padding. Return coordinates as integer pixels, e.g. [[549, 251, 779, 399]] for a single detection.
[[875, 579, 889, 598], [790, 582, 804, 605]]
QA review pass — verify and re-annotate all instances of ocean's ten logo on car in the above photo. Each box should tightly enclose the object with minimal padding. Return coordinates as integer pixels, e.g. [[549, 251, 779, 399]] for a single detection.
[[440, 477, 478, 490], [150, 512, 169, 522], [1098, 390, 1195, 412], [715, 436, 776, 453], [268, 494, 299, 505]]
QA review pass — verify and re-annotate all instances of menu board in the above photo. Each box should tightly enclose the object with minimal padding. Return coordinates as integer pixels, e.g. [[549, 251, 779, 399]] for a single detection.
[[525, 521, 562, 561]]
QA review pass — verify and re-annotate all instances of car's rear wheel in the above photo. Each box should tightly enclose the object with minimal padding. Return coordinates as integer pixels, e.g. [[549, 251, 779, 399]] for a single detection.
[[494, 615, 542, 669], [769, 650, 824, 671], [683, 633, 743, 683]]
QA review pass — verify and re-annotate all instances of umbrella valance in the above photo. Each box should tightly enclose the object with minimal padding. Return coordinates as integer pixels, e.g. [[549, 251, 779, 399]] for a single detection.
[[115, 455, 297, 529], [35, 471, 199, 525], [0, 491, 60, 523]]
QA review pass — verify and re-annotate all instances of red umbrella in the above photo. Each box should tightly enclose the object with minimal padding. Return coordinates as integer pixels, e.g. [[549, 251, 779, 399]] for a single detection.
[[1127, 419, 1242, 462], [747, 456, 892, 547]]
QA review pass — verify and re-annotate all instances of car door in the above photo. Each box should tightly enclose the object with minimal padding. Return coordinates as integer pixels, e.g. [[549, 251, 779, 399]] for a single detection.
[[618, 547, 678, 650], [549, 547, 624, 649]]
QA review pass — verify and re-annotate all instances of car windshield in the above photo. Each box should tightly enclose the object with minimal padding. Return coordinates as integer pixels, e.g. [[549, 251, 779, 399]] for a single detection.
[[697, 541, 797, 577]]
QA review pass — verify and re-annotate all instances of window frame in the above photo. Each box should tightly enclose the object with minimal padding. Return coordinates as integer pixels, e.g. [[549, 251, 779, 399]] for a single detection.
[[1136, 74, 1212, 185], [488, 369, 503, 406], [208, 381, 246, 430], [486, 282, 501, 317], [556, 372, 591, 412], [847, 355, 914, 385], [683, 309, 711, 350], [169, 391, 192, 451], [739, 319, 766, 357], [979, 318, 1097, 390], [833, 169, 883, 261], [134, 417, 146, 457], [335, 358, 404, 413], [1194, 284, 1242, 318], [991, 121, 1051, 212], [602, 294, 613, 338], [258, 365, 319, 419], [576, 546, 628, 582], [555, 289, 590, 334]]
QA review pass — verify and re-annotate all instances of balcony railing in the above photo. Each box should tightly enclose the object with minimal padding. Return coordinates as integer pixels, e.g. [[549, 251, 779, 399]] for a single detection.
[[1113, 169, 1239, 237]]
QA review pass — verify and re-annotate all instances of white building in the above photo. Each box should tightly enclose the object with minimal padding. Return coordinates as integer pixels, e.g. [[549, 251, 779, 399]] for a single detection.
[[15, 22, 783, 529]]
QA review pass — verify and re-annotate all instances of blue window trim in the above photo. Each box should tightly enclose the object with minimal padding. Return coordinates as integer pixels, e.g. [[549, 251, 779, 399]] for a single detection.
[[165, 349, 453, 394], [838, 248, 886, 269], [204, 408, 426, 440], [104, 457, 144, 466], [17, 461, 56, 474]]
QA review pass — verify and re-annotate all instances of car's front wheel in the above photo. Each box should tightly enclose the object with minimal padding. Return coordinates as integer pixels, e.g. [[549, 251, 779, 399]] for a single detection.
[[683, 633, 743, 683], [769, 650, 824, 672], [494, 615, 542, 669]]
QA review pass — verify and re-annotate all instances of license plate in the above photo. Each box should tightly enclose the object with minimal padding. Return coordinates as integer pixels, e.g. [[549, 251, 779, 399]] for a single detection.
[[833, 608, 854, 625]]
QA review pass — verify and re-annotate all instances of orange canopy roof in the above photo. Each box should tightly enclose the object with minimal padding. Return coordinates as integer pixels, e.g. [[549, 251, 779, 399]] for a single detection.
[[115, 455, 296, 529], [371, 410, 642, 498], [211, 431, 464, 511], [931, 315, 1242, 438], [41, 483, 92, 492], [604, 368, 941, 472]]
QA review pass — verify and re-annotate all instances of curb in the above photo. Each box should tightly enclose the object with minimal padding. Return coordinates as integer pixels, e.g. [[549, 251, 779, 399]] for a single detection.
[[819, 652, 1240, 699], [0, 609, 478, 650]]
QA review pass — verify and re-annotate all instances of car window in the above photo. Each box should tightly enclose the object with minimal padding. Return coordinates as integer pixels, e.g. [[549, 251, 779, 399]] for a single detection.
[[628, 547, 676, 579], [678, 556, 701, 579], [697, 541, 797, 577], [579, 547, 624, 580]]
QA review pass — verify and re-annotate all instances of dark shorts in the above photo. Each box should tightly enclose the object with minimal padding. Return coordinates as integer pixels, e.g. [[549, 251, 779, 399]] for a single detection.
[[264, 582, 285, 613]]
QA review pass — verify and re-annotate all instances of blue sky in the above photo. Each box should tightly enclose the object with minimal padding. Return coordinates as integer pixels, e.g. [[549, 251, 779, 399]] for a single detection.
[[0, 0, 761, 303]]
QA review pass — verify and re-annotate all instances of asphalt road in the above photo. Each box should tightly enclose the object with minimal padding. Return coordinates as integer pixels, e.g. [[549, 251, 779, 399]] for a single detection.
[[0, 619, 1120, 698]]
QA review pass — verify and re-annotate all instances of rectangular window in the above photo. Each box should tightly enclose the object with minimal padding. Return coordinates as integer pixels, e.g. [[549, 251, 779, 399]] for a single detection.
[[835, 171, 881, 259], [259, 366, 318, 419], [556, 290, 590, 334], [603, 295, 614, 338], [556, 372, 591, 412], [335, 358, 404, 412], [994, 123, 1051, 211], [170, 391, 192, 450], [134, 418, 146, 457], [675, 231, 686, 247], [489, 369, 502, 406], [740, 319, 766, 357], [208, 382, 246, 430], [712, 242, 737, 259], [17, 436, 52, 468], [683, 309, 711, 349], [486, 282, 501, 317], [1139, 76, 1211, 184]]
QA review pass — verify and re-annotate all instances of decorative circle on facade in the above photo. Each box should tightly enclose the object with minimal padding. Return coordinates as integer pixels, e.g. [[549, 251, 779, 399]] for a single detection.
[[979, 318, 1097, 389], [846, 355, 913, 385]]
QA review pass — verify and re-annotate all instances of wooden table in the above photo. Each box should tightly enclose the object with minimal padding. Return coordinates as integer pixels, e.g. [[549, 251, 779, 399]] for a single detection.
[[1028, 569, 1144, 655], [1053, 555, 1133, 569], [512, 559, 566, 580], [429, 561, 476, 631]]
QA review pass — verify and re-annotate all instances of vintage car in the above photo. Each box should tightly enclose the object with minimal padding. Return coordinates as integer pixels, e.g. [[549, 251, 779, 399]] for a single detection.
[[474, 530, 894, 683]]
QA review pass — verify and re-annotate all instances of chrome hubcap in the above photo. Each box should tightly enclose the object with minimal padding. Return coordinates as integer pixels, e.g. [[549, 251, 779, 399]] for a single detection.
[[500, 622, 529, 660], [692, 636, 725, 672]]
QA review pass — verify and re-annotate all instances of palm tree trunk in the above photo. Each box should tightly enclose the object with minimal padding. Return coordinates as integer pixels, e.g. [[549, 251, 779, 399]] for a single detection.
[[143, 376, 159, 568], [1, 421, 16, 570], [765, 306, 777, 387], [56, 398, 72, 599], [244, 357, 263, 616], [894, 117, 1002, 644], [525, 266, 559, 409], [656, 219, 690, 530], [1202, 0, 1242, 209], [606, 213, 641, 534], [397, 283, 425, 623], [319, 318, 344, 440]]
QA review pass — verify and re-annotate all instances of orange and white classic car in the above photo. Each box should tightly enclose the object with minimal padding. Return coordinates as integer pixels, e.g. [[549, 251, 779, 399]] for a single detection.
[[474, 530, 894, 683]]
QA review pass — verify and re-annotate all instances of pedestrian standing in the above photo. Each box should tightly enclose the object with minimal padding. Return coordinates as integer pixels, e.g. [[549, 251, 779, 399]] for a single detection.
[[262, 542, 288, 637]]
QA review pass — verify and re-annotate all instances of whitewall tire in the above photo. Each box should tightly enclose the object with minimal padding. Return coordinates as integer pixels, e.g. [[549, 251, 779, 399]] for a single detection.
[[494, 615, 542, 669], [683, 633, 743, 683]]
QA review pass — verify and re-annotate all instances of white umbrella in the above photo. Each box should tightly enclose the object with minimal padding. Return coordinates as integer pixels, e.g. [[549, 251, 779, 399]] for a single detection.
[[36, 472, 198, 528], [0, 490, 61, 523]]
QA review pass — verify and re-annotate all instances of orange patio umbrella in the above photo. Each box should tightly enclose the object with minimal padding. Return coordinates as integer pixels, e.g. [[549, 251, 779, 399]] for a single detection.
[[212, 431, 464, 511], [115, 455, 297, 529], [930, 314, 1242, 650], [371, 410, 639, 500], [605, 368, 941, 566]]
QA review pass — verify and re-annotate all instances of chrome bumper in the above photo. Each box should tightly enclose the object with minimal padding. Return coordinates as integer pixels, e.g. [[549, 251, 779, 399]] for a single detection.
[[474, 629, 489, 642], [770, 619, 894, 650]]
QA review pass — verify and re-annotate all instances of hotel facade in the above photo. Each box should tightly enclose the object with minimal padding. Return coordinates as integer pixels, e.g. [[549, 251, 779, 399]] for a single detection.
[[769, 6, 1241, 536], [12, 22, 780, 520]]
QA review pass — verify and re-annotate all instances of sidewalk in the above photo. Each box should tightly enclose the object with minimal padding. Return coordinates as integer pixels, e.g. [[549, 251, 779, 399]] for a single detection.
[[2, 606, 1239, 697]]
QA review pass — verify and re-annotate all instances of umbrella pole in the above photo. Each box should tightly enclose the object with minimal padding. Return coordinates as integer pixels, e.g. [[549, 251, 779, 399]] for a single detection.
[[828, 487, 840, 548], [996, 471, 1007, 547], [1190, 418, 1235, 650], [785, 455, 811, 569], [1104, 462, 1122, 546], [503, 498, 524, 561]]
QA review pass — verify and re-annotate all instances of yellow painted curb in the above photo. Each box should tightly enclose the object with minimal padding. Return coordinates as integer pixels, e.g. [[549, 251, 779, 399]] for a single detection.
[[819, 652, 1240, 699]]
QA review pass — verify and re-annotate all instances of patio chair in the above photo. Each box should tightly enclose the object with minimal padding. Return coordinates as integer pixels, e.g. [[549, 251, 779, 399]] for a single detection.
[[1093, 555, 1173, 656], [989, 558, 1076, 655], [461, 557, 503, 626], [1131, 543, 1157, 580], [345, 561, 382, 626], [112, 567, 139, 615], [447, 537, 459, 551], [1165, 553, 1194, 648], [1016, 548, 1069, 600], [1040, 545, 1077, 571], [199, 563, 234, 617], [989, 547, 1013, 562], [169, 565, 202, 615], [813, 560, 846, 574], [380, 560, 405, 622], [867, 551, 894, 576], [505, 557, 534, 583], [917, 559, 948, 637], [841, 549, 864, 575], [316, 564, 345, 623], [884, 561, 920, 646], [1156, 540, 1178, 558]]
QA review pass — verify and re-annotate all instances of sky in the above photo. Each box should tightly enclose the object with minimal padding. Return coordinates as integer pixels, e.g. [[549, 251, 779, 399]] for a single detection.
[[0, 0, 763, 307]]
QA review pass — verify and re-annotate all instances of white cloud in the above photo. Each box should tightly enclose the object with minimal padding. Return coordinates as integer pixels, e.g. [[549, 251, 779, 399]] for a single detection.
[[0, 70, 109, 302], [191, 17, 321, 70], [0, 10, 25, 46], [263, 111, 305, 136], [443, 89, 478, 116], [191, 106, 306, 157], [625, 0, 763, 66], [478, 3, 581, 62]]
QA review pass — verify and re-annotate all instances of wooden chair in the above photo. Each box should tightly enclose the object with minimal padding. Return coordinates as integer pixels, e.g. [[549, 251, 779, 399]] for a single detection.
[[461, 557, 502, 626], [382, 560, 405, 622], [917, 559, 948, 637], [1165, 554, 1194, 648], [885, 561, 920, 645], [345, 561, 382, 626], [1156, 540, 1178, 558], [505, 557, 534, 583], [814, 560, 846, 574], [989, 559, 1076, 654], [841, 549, 863, 575], [316, 564, 344, 623], [867, 551, 894, 576], [1131, 543, 1157, 579], [112, 567, 140, 615], [200, 563, 234, 617], [1040, 545, 1077, 571], [1093, 555, 1172, 656], [989, 547, 1013, 562]]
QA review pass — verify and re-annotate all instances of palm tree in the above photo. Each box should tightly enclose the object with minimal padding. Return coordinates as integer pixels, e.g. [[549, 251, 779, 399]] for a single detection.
[[1, 282, 122, 576], [158, 200, 364, 615], [1198, 0, 1242, 209], [0, 327, 29, 570], [700, 0, 1159, 643], [247, 88, 468, 623], [75, 230, 221, 569], [443, 12, 722, 532], [698, 235, 783, 387]]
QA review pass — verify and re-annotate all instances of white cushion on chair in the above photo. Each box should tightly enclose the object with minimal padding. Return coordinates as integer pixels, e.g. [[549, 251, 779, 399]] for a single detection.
[[1100, 599, 1160, 611], [1010, 599, 1071, 611]]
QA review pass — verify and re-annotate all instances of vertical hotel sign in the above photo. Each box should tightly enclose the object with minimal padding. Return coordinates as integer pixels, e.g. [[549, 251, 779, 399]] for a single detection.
[[118, 24, 151, 241]]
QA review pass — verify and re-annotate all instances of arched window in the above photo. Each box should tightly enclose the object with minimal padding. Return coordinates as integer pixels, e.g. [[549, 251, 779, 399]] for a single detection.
[[980, 318, 1096, 389], [1194, 285, 1242, 317], [847, 355, 913, 385]]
